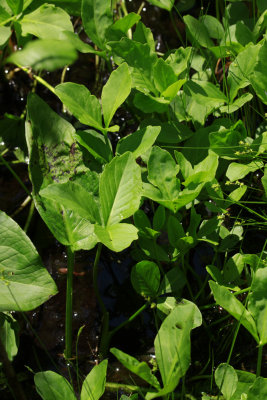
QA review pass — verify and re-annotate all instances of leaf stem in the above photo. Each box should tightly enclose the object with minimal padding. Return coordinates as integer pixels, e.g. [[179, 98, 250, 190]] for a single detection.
[[18, 65, 56, 95], [0, 153, 31, 197], [109, 303, 148, 337], [65, 246, 75, 359], [256, 344, 263, 377]]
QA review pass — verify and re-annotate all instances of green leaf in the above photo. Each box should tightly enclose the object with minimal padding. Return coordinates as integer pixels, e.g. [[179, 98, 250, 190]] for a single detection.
[[34, 371, 76, 400], [55, 83, 103, 132], [138, 237, 169, 262], [109, 38, 158, 95], [6, 0, 23, 14], [0, 4, 12, 23], [133, 21, 155, 52], [262, 167, 267, 196], [220, 93, 253, 114], [199, 15, 224, 40], [223, 254, 246, 285], [226, 160, 264, 182], [131, 261, 160, 297], [102, 63, 132, 128], [154, 301, 202, 391], [231, 370, 256, 400], [145, 0, 174, 11], [209, 120, 247, 159], [221, 22, 254, 49], [0, 312, 18, 362], [0, 211, 57, 312], [75, 130, 113, 163], [227, 43, 261, 101], [209, 281, 259, 342], [81, 360, 108, 400], [257, 0, 267, 13], [58, 31, 104, 55], [248, 268, 267, 345], [110, 348, 160, 389], [116, 126, 161, 158], [134, 209, 151, 232], [167, 215, 185, 248], [215, 363, 238, 400], [100, 152, 142, 226], [133, 92, 169, 113], [94, 223, 138, 252], [0, 26, 11, 47], [8, 39, 77, 71], [40, 181, 101, 224], [106, 13, 141, 41], [147, 146, 180, 201], [20, 4, 73, 39], [184, 15, 214, 48], [153, 205, 166, 231], [26, 93, 97, 249], [249, 39, 267, 104], [183, 80, 227, 125], [246, 377, 267, 400], [158, 267, 186, 297], [165, 47, 192, 77], [82, 0, 113, 49], [153, 58, 177, 94]]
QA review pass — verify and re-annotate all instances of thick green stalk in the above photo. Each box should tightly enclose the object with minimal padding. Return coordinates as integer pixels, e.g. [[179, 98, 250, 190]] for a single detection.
[[256, 344, 263, 377], [65, 246, 75, 359]]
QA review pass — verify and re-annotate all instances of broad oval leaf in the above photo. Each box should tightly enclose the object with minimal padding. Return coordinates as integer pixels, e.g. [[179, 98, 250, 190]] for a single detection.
[[8, 39, 77, 71], [184, 15, 214, 48], [40, 181, 101, 224], [131, 261, 160, 297], [81, 360, 108, 400], [0, 312, 18, 363], [147, 146, 180, 200], [248, 268, 267, 346], [20, 4, 73, 40], [34, 371, 76, 400], [215, 363, 238, 400], [82, 0, 113, 49], [101, 63, 132, 128], [94, 223, 138, 252], [0, 211, 58, 312], [209, 281, 259, 343], [75, 130, 113, 163], [55, 83, 103, 132], [100, 152, 142, 226], [110, 347, 160, 389], [116, 125, 161, 158], [246, 377, 267, 400], [154, 301, 202, 390], [0, 26, 11, 47]]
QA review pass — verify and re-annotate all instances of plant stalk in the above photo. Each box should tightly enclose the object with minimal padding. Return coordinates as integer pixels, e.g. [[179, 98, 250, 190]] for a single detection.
[[0, 154, 31, 197], [256, 344, 263, 377], [65, 246, 75, 359]]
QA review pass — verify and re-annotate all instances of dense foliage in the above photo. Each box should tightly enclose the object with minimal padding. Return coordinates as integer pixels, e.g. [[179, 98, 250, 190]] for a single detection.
[[0, 0, 267, 399]]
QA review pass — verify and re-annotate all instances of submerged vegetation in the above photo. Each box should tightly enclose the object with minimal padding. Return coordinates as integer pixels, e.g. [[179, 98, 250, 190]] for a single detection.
[[0, 0, 267, 399]]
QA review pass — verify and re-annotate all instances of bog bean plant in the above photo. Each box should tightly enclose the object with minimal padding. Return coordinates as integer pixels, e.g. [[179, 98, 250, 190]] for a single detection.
[[0, 0, 267, 399]]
